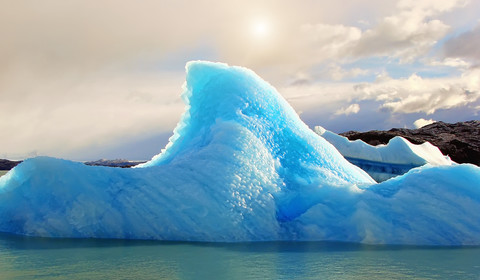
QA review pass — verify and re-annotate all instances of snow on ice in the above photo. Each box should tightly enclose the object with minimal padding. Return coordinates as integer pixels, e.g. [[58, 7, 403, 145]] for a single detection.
[[314, 126, 453, 182]]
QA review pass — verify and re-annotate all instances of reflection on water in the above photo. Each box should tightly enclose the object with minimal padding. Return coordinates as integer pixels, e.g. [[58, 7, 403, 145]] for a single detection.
[[1, 233, 479, 279]]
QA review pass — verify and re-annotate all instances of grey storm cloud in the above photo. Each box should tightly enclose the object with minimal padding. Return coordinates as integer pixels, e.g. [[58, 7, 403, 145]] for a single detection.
[[444, 23, 480, 63]]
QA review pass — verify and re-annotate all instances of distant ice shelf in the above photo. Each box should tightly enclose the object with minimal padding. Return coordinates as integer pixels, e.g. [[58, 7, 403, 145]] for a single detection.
[[314, 126, 454, 182], [0, 61, 479, 245]]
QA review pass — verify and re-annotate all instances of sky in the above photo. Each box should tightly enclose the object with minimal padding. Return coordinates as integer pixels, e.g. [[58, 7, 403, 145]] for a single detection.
[[1, 0, 480, 161]]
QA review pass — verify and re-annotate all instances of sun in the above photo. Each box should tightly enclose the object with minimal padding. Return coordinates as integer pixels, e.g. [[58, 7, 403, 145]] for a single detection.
[[251, 19, 270, 38]]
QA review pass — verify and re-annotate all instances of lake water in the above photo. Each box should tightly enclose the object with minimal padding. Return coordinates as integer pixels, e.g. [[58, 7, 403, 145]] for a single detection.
[[1, 233, 479, 280]]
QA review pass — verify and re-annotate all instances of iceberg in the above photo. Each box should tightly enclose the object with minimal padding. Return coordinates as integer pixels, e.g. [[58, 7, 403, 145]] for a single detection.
[[1, 61, 479, 245], [314, 126, 454, 182]]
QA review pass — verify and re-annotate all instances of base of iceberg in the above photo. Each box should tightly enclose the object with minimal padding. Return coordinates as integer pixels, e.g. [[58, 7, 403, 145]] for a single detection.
[[1, 61, 479, 245]]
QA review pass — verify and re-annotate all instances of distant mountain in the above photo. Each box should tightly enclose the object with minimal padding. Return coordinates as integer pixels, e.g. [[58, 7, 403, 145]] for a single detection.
[[84, 159, 146, 168], [0, 159, 22, 170], [1, 159, 146, 170], [340, 120, 480, 166]]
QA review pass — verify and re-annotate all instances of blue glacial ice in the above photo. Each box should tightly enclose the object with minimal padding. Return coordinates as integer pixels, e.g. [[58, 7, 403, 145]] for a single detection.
[[314, 126, 454, 182], [1, 61, 480, 245]]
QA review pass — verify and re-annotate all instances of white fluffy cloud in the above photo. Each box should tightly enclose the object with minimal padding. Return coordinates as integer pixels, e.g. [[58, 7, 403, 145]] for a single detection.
[[354, 68, 480, 115], [291, 0, 465, 70], [335, 104, 361, 116], [413, 118, 436, 128], [280, 67, 480, 125]]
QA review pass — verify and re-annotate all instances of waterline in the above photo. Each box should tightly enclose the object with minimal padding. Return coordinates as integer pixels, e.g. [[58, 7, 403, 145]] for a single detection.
[[1, 233, 479, 279]]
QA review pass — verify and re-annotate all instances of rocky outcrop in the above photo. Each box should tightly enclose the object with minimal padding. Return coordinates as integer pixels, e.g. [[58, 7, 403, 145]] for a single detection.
[[0, 159, 22, 170], [341, 120, 480, 166], [84, 159, 146, 168]]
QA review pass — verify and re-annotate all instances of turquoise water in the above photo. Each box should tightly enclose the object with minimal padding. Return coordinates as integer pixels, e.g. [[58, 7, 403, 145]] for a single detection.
[[0, 233, 479, 279]]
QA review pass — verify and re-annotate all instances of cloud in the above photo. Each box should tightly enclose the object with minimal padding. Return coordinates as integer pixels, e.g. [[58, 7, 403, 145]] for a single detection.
[[280, 67, 480, 127], [302, 0, 463, 62], [352, 0, 467, 62], [0, 70, 185, 160], [413, 118, 436, 128], [299, 23, 362, 61], [444, 23, 480, 63], [428, 57, 471, 68], [0, 0, 478, 160], [0, 0, 471, 83], [354, 68, 480, 114], [319, 64, 370, 81], [335, 104, 361, 116], [273, 0, 468, 84], [281, 82, 362, 115]]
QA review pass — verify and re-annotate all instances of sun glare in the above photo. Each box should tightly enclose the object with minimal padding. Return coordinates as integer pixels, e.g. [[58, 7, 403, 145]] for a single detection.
[[251, 20, 270, 38]]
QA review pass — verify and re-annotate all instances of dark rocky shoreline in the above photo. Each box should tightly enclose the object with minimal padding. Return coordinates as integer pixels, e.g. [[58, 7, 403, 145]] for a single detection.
[[0, 159, 22, 170], [84, 159, 147, 168], [340, 120, 480, 166], [0, 158, 146, 170], [1, 120, 479, 170]]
